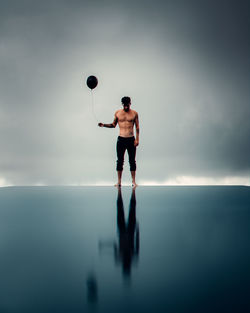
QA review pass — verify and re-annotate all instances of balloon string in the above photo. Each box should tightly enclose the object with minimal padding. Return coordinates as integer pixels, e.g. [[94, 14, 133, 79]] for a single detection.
[[91, 90, 99, 122]]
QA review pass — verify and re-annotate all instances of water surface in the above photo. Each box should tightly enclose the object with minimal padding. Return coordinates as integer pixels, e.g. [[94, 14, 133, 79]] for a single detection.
[[0, 186, 249, 312]]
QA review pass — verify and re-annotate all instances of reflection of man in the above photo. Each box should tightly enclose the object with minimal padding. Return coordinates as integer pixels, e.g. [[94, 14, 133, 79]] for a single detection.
[[114, 187, 140, 277], [98, 96, 140, 187], [86, 273, 98, 305]]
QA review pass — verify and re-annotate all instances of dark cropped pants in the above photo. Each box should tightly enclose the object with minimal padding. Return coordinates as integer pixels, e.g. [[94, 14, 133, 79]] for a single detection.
[[116, 136, 136, 171]]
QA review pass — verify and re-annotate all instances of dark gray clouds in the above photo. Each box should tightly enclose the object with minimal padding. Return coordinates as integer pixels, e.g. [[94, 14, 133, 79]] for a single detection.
[[0, 0, 249, 185]]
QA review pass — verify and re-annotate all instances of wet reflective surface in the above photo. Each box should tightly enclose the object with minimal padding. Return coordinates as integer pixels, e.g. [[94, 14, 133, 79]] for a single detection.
[[0, 186, 250, 312]]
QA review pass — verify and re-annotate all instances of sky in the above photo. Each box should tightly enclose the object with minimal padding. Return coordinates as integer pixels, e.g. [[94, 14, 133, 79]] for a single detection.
[[0, 0, 250, 186]]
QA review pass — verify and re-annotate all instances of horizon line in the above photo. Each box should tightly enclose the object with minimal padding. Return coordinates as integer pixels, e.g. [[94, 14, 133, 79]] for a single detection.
[[1, 176, 249, 188], [1, 183, 249, 188]]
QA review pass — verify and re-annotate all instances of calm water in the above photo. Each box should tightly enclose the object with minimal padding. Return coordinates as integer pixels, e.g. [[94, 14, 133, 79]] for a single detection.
[[0, 186, 250, 313]]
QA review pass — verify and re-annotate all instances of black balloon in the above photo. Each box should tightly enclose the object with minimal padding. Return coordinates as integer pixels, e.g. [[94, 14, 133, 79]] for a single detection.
[[87, 76, 98, 90]]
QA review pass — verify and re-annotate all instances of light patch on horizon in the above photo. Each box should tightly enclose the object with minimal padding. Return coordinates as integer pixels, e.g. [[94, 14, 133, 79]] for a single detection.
[[0, 177, 12, 187], [0, 176, 249, 187], [139, 176, 250, 186]]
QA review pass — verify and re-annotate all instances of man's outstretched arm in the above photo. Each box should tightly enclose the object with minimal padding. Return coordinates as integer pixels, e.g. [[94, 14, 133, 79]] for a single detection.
[[98, 114, 118, 128]]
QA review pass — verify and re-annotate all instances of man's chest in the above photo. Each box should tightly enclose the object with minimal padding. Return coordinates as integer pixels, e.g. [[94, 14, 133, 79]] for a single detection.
[[118, 112, 135, 123]]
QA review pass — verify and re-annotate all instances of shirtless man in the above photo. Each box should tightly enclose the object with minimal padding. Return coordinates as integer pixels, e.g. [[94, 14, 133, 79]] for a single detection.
[[98, 96, 139, 187]]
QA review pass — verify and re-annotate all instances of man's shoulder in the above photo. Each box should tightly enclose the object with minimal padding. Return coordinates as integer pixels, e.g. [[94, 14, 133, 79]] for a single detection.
[[131, 109, 138, 116], [115, 109, 124, 115]]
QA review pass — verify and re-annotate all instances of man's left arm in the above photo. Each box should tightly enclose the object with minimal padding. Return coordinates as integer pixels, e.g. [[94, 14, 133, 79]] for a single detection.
[[134, 112, 139, 147]]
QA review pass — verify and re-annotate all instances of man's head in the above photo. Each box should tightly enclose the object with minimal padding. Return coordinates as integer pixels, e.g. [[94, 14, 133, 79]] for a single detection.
[[121, 96, 131, 112]]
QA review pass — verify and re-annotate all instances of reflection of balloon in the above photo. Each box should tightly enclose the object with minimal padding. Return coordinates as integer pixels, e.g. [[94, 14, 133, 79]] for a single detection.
[[87, 76, 98, 90]]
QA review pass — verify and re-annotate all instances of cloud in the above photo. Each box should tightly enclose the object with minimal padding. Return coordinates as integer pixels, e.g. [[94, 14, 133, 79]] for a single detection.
[[0, 0, 249, 185]]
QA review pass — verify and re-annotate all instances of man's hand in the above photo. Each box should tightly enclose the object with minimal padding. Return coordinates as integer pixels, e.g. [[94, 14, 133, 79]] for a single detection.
[[134, 139, 139, 147], [98, 123, 104, 127]]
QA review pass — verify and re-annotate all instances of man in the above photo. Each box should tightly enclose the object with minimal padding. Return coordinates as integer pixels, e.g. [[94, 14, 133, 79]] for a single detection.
[[98, 96, 139, 187]]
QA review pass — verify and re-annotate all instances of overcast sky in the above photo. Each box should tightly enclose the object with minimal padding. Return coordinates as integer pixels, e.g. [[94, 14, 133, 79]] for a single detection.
[[0, 0, 250, 186]]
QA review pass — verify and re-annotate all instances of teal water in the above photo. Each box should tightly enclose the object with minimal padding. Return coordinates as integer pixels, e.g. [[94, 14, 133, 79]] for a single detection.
[[0, 186, 250, 313]]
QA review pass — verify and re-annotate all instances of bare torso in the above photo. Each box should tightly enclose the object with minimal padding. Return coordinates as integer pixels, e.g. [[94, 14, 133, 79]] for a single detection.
[[115, 109, 138, 137]]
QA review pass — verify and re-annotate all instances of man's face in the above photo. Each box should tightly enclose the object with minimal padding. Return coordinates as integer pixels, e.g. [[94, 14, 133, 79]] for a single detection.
[[123, 103, 131, 112]]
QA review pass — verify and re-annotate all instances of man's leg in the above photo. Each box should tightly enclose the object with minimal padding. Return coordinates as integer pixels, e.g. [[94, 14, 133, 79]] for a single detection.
[[128, 139, 137, 186], [116, 137, 126, 186], [117, 170, 123, 186], [131, 171, 137, 187]]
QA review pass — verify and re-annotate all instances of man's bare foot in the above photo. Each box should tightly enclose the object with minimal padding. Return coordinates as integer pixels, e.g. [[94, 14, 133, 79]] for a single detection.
[[132, 182, 138, 188]]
